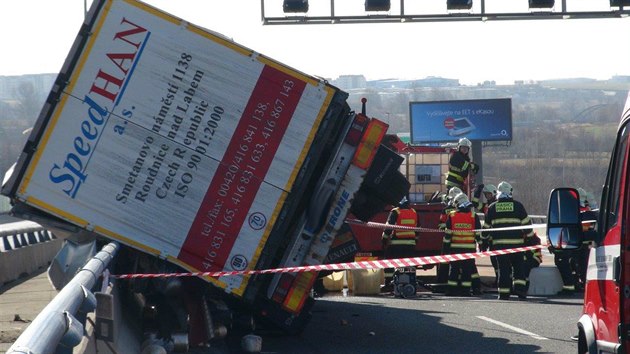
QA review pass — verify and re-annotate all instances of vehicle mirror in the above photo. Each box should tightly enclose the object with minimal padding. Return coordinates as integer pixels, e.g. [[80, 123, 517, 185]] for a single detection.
[[547, 188, 582, 250], [547, 226, 581, 250]]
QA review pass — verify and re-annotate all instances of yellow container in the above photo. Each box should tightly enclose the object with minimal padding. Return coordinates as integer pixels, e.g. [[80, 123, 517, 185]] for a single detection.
[[322, 271, 346, 291], [351, 269, 384, 295]]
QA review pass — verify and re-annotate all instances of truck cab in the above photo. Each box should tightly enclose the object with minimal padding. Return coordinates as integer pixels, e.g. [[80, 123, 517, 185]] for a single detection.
[[547, 93, 630, 353]]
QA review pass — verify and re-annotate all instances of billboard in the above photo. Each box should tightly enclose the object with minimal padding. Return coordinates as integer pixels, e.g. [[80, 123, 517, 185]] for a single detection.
[[409, 98, 512, 144]]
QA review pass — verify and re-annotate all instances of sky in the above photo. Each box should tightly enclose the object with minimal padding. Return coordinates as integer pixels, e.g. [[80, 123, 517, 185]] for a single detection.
[[2, 0, 630, 85]]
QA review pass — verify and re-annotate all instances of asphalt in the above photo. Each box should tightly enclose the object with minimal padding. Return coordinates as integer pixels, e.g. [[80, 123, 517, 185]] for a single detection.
[[0, 269, 58, 353], [0, 249, 556, 352]]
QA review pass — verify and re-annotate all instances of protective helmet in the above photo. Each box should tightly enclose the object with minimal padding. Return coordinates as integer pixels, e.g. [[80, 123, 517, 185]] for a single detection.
[[399, 196, 410, 208], [453, 193, 469, 207], [497, 181, 513, 198], [458, 137, 472, 149], [483, 184, 497, 195], [447, 187, 463, 201], [576, 187, 588, 207]]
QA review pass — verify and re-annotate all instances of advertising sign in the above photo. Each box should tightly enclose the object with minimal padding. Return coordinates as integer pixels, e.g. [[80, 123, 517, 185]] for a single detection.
[[409, 98, 512, 143], [14, 0, 335, 295]]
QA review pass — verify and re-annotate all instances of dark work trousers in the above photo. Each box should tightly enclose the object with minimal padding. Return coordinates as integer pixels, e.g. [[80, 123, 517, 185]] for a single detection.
[[490, 256, 499, 284], [554, 250, 577, 291], [447, 256, 475, 295], [471, 263, 481, 292], [435, 241, 451, 292], [496, 252, 526, 297]]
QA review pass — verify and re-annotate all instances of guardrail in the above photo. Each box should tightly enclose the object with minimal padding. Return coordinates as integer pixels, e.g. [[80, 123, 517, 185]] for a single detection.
[[8, 242, 119, 354]]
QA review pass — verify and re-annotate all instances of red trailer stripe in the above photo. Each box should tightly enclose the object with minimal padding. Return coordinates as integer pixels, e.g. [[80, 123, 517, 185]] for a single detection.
[[178, 65, 306, 271]]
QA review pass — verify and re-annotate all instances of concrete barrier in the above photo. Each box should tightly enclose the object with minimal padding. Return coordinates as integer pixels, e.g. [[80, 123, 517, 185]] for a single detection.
[[527, 265, 564, 296], [0, 237, 63, 286], [0, 220, 63, 286]]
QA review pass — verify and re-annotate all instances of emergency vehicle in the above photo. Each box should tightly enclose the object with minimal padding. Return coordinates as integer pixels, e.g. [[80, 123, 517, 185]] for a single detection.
[[547, 91, 630, 354]]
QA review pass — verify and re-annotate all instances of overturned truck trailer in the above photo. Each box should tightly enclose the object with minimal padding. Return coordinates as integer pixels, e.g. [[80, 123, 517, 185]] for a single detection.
[[1, 0, 406, 348]]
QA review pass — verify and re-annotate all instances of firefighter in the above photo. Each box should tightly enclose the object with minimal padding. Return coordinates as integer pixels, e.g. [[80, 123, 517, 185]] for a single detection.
[[434, 187, 462, 293], [523, 233, 543, 294], [574, 187, 595, 290], [444, 193, 482, 296], [553, 248, 577, 294], [472, 183, 497, 215], [445, 137, 479, 193], [382, 196, 418, 289], [481, 181, 534, 300], [553, 188, 593, 295], [475, 184, 499, 286]]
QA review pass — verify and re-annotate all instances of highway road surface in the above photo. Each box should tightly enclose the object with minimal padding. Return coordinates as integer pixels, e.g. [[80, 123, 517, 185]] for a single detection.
[[1, 252, 583, 353]]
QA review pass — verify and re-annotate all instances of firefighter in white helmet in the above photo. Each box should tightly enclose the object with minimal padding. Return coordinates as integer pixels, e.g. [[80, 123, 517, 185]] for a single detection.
[[481, 181, 534, 300], [444, 193, 482, 296], [434, 187, 463, 293], [472, 183, 497, 215], [445, 137, 479, 193]]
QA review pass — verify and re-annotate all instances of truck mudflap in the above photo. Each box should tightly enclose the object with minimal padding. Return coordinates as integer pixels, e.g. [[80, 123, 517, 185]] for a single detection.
[[265, 118, 388, 320]]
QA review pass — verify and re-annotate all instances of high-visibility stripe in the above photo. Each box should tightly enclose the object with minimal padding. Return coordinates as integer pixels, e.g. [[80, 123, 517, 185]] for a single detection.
[[492, 218, 522, 225], [446, 180, 464, 188], [493, 239, 524, 245], [395, 208, 417, 239], [452, 236, 475, 242], [447, 171, 465, 182], [389, 239, 416, 246], [461, 281, 472, 287], [451, 244, 477, 249], [513, 279, 527, 286], [499, 288, 511, 294]]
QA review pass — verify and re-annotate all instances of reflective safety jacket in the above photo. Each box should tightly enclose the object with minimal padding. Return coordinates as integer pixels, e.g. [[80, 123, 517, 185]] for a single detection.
[[383, 207, 418, 246], [481, 197, 534, 250], [445, 206, 482, 251], [446, 151, 471, 190]]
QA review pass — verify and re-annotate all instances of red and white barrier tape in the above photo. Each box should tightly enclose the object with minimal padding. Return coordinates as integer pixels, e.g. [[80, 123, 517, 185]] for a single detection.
[[344, 218, 547, 233], [109, 245, 543, 279]]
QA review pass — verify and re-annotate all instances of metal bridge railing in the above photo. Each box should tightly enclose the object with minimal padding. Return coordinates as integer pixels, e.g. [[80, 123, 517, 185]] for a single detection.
[[7, 242, 119, 354]]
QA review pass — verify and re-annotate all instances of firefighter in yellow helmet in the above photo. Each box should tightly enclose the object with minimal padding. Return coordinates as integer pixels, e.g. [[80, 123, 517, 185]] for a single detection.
[[444, 193, 482, 296], [445, 137, 479, 193], [382, 196, 418, 288]]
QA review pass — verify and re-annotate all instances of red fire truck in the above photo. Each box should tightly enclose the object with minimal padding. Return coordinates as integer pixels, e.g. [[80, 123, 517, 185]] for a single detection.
[[547, 92, 630, 353]]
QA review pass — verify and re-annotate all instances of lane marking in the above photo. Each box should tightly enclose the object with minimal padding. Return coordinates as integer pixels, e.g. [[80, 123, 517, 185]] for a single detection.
[[477, 316, 549, 341]]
